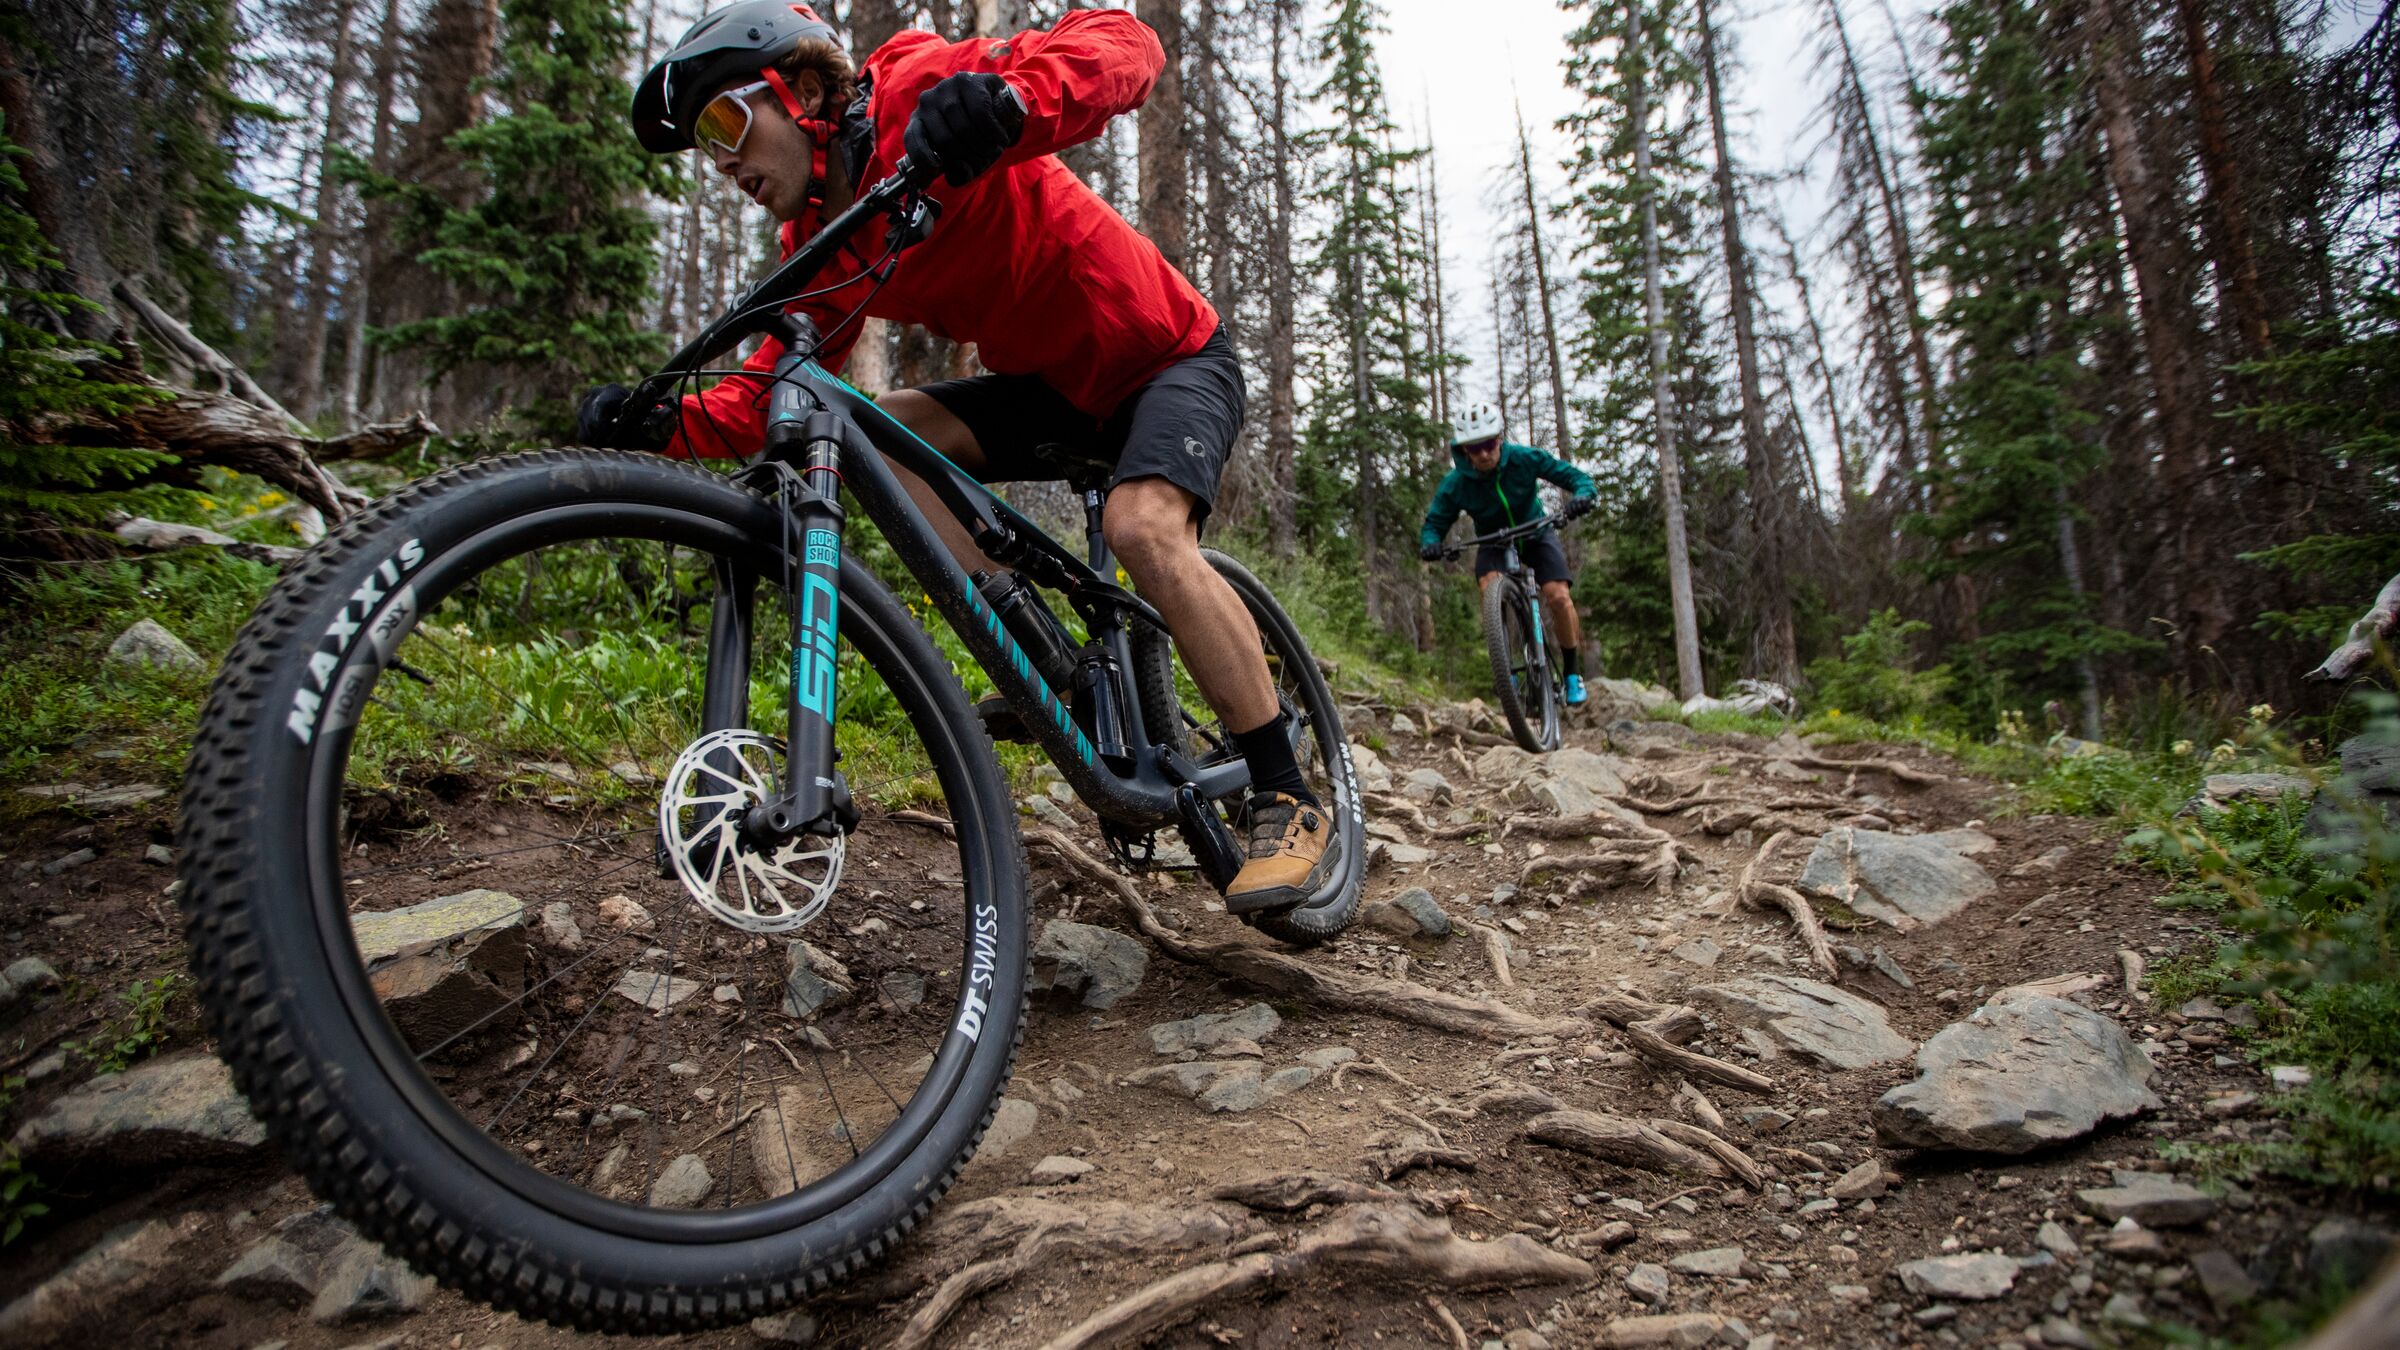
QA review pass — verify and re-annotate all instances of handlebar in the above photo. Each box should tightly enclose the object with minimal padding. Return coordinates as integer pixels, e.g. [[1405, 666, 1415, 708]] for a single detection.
[[630, 154, 942, 410], [1437, 515, 1570, 562]]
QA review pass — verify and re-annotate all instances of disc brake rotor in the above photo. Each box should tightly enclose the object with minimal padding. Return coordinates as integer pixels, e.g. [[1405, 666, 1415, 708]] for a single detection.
[[658, 728, 843, 933]]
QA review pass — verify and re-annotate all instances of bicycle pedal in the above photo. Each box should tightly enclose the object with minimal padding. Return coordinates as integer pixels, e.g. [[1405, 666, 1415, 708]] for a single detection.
[[976, 696, 1037, 744]]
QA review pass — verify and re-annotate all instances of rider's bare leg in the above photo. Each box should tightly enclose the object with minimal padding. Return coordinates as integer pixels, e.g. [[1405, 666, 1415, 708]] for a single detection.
[[1540, 578, 1582, 650], [1101, 477, 1277, 731]]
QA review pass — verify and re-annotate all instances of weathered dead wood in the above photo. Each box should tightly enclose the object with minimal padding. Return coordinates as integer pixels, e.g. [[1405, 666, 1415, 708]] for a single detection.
[[1375, 1143, 1479, 1181], [1427, 1295, 1474, 1350], [112, 515, 302, 566], [1364, 792, 1442, 836], [1470, 923, 1515, 989], [1631, 1005, 1705, 1045], [1578, 992, 1676, 1029], [1736, 830, 1840, 978], [1621, 1016, 1775, 1095], [1035, 1204, 1592, 1350], [2308, 572, 2400, 682], [1621, 791, 1742, 814], [114, 280, 302, 426], [2300, 1247, 2400, 1350], [1027, 828, 1587, 1043], [1464, 1083, 1565, 1116], [1792, 753, 1944, 787], [1675, 1080, 1728, 1135], [313, 411, 440, 460], [1648, 1118, 1769, 1189], [1696, 804, 1806, 836], [1524, 1109, 1730, 1180]]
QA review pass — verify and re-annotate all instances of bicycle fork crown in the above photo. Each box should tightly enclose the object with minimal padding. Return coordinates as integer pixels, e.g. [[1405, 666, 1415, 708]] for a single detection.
[[659, 728, 846, 933]]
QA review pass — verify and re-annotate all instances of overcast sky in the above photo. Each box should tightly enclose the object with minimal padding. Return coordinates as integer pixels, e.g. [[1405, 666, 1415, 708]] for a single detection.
[[1378, 0, 1935, 430]]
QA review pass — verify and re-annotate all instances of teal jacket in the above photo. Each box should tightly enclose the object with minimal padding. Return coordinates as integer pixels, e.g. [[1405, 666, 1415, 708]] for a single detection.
[[1418, 442, 1597, 552]]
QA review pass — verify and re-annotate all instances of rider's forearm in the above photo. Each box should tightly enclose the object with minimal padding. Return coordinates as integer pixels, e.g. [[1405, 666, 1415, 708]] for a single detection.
[[987, 9, 1166, 166]]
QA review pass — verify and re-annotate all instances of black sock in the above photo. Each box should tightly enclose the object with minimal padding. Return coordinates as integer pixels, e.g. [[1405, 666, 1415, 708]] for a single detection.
[[1563, 648, 1582, 678], [1231, 711, 1321, 808]]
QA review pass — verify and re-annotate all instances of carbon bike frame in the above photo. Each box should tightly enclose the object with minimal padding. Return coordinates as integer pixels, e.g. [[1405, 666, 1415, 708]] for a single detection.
[[1450, 517, 1560, 651], [629, 158, 1260, 874]]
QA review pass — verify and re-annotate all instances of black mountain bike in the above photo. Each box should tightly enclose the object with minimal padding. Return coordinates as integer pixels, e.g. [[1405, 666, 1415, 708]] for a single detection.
[[176, 153, 1362, 1333], [1441, 518, 1566, 753]]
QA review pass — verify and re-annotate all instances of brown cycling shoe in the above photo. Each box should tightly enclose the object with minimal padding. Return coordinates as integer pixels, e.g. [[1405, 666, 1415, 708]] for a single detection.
[[1225, 791, 1339, 916]]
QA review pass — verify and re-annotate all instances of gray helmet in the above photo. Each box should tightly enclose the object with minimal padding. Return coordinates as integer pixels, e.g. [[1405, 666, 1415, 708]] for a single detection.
[[632, 1, 842, 154]]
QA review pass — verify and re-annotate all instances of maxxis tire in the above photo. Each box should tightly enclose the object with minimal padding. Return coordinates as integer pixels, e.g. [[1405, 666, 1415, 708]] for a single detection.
[[176, 448, 1028, 1333]]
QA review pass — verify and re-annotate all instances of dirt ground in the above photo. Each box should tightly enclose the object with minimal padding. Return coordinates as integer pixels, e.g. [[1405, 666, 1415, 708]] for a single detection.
[[1, 701, 2392, 1349]]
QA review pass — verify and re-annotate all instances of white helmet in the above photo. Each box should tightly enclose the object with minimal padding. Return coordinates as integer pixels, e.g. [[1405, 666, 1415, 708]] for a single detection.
[[1450, 403, 1503, 447]]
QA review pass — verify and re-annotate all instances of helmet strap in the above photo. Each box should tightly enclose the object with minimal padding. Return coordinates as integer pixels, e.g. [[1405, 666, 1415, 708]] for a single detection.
[[761, 65, 842, 207]]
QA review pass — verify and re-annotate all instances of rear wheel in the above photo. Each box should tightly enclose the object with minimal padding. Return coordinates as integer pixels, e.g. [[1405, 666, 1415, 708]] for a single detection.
[[178, 449, 1027, 1332], [1131, 550, 1363, 946], [1484, 575, 1561, 752]]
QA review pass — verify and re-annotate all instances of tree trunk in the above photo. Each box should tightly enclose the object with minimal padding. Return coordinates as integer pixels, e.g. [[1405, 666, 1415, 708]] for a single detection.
[[1136, 0, 1189, 276], [1630, 0, 1705, 702], [1264, 0, 1298, 558], [2172, 0, 2274, 355], [1422, 134, 1450, 427], [1699, 0, 1796, 685], [1774, 220, 1853, 507], [1513, 107, 1571, 450], [290, 0, 363, 420], [341, 0, 406, 423]]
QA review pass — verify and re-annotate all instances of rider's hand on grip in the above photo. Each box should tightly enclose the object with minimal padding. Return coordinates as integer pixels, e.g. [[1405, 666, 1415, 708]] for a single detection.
[[1562, 495, 1597, 522], [1418, 542, 1442, 563], [904, 73, 1026, 187], [576, 383, 674, 451]]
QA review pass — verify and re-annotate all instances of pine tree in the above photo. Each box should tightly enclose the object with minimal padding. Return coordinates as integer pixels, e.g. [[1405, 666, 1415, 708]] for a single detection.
[[0, 115, 175, 533], [373, 0, 678, 433]]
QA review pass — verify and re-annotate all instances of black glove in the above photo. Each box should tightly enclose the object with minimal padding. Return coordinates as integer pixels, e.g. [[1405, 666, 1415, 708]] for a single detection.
[[1561, 495, 1597, 522], [576, 383, 673, 450], [1418, 542, 1443, 562], [904, 72, 1026, 186]]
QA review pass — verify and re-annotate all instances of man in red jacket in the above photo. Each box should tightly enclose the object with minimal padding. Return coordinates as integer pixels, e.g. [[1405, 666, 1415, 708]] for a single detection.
[[577, 2, 1336, 915]]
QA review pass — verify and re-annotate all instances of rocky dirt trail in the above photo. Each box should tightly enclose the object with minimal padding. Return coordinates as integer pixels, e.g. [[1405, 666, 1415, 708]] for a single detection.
[[3, 688, 2395, 1349]]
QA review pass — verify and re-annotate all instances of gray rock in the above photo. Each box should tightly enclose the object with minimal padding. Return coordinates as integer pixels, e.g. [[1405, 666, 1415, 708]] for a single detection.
[[2035, 1221, 2079, 1258], [1027, 1154, 1094, 1184], [780, 941, 854, 1017], [1472, 744, 1543, 782], [2077, 1171, 2215, 1227], [2039, 1317, 2097, 1349], [1690, 974, 1915, 1070], [1145, 1003, 1282, 1055], [1031, 920, 1148, 1009], [878, 971, 926, 1010], [42, 848, 96, 875], [0, 1213, 208, 1341], [2337, 733, 2400, 794], [1124, 1059, 1306, 1113], [1740, 1108, 1794, 1134], [1828, 1160, 1888, 1200], [1348, 742, 1394, 794], [539, 901, 583, 950], [1894, 1252, 2016, 1300], [614, 969, 704, 1013], [1671, 936, 1722, 968], [216, 1208, 364, 1306], [309, 1234, 431, 1324], [143, 842, 175, 865], [351, 888, 528, 1047], [1389, 713, 1419, 737], [1668, 1247, 1748, 1278], [751, 1311, 820, 1344], [1378, 841, 1435, 866], [1385, 887, 1452, 937], [5, 956, 60, 991], [646, 1154, 713, 1208], [78, 785, 165, 812], [1798, 827, 1997, 927], [979, 1096, 1041, 1159], [1544, 747, 1631, 797], [2196, 772, 2314, 809], [1401, 767, 1454, 803], [1874, 991, 2158, 1154], [2189, 1249, 2258, 1312], [106, 619, 203, 673], [2100, 1292, 2149, 1329], [1297, 1045, 1357, 1070], [1870, 948, 1913, 989], [10, 1053, 266, 1173], [1625, 1262, 1672, 1305], [2306, 1217, 2396, 1286]]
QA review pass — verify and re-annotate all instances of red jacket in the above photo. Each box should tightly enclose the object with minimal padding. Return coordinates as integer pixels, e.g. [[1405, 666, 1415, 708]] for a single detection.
[[672, 10, 1218, 459]]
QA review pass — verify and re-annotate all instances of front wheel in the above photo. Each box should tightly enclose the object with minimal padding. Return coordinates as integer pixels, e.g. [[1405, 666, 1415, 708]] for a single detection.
[[178, 449, 1027, 1332], [1132, 550, 1364, 946], [1484, 576, 1561, 752]]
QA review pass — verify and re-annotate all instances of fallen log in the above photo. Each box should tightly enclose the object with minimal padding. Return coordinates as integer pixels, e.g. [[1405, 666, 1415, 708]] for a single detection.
[[2307, 572, 2400, 683]]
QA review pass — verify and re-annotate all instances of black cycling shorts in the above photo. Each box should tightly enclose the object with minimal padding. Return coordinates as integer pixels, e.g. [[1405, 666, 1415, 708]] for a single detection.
[[1476, 528, 1572, 586], [913, 326, 1245, 522]]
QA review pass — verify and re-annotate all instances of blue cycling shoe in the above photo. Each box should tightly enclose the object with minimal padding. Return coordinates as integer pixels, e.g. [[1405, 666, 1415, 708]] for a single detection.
[[1564, 673, 1587, 706]]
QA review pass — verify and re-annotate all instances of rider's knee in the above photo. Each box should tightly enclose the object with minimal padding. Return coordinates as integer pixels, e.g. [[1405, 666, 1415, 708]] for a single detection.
[[1102, 480, 1199, 575], [1541, 580, 1574, 603]]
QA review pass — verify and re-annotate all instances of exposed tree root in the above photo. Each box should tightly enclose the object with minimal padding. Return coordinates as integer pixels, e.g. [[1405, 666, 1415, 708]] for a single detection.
[[1470, 923, 1516, 988], [1210, 1172, 1459, 1215], [1027, 828, 1589, 1043], [1649, 1118, 1770, 1189], [1696, 804, 1807, 836], [1619, 1019, 1776, 1094], [898, 1198, 1245, 1350], [1034, 1204, 1592, 1350], [1465, 1083, 1565, 1116], [1375, 1142, 1480, 1181], [1736, 830, 1840, 978], [1524, 1109, 1733, 1180], [1364, 792, 1444, 836], [1330, 1056, 1419, 1092], [1790, 752, 1945, 787], [1675, 1080, 1728, 1135], [1427, 1295, 1474, 1350]]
